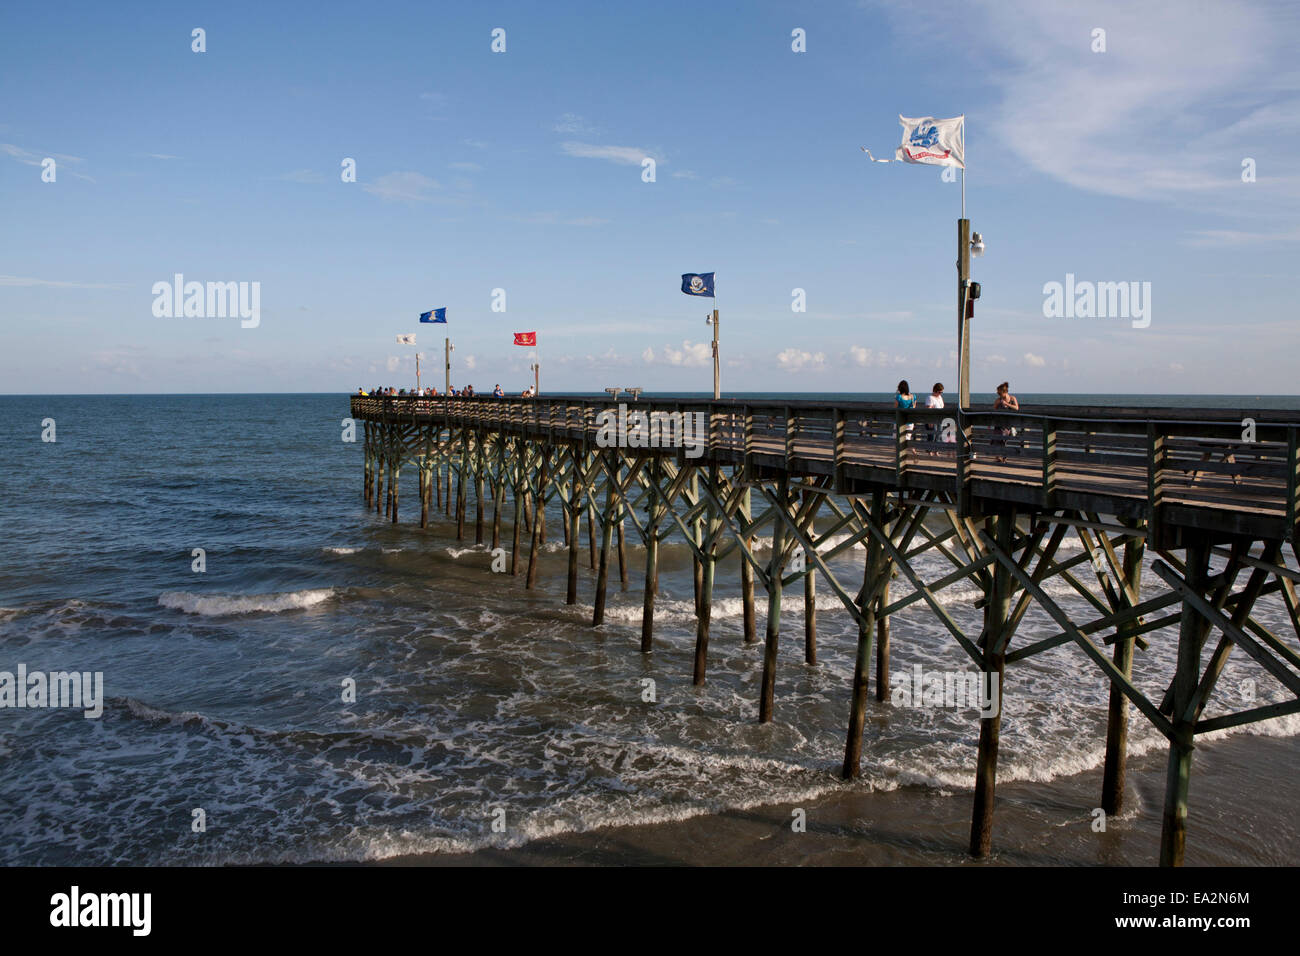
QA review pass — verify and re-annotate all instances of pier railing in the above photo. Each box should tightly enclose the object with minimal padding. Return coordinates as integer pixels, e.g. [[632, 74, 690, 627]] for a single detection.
[[350, 394, 1300, 540]]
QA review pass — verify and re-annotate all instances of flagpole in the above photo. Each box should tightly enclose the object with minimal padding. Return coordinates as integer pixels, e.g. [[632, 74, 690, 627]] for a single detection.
[[711, 307, 720, 400]]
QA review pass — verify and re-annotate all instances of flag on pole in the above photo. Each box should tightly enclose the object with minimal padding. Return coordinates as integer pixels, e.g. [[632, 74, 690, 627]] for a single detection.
[[513, 331, 536, 346], [896, 115, 964, 167], [396, 333, 416, 345], [419, 308, 446, 323], [681, 273, 715, 297]]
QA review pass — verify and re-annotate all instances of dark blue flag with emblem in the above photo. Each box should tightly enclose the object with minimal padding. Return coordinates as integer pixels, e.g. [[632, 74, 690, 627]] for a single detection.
[[419, 308, 447, 323], [680, 273, 714, 297]]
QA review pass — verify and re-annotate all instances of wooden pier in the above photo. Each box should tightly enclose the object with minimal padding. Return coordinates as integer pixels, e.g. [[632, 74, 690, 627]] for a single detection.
[[351, 393, 1300, 866]]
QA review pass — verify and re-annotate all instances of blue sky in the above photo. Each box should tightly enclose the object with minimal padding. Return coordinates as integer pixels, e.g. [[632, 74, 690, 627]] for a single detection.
[[2, 0, 1298, 394]]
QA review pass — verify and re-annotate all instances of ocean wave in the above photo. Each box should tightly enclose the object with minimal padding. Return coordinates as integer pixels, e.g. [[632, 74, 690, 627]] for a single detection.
[[157, 588, 335, 617]]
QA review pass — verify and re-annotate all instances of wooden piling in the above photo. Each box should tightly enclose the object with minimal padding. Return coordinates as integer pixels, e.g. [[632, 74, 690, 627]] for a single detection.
[[1101, 525, 1144, 815], [474, 439, 485, 545], [592, 455, 616, 627], [491, 472, 502, 551], [741, 487, 756, 644], [566, 449, 581, 605], [510, 474, 522, 576], [587, 490, 598, 571], [803, 493, 817, 665], [420, 463, 430, 529], [843, 489, 885, 778], [1159, 537, 1211, 867], [363, 429, 372, 504], [390, 465, 399, 524], [759, 477, 789, 724], [455, 445, 468, 540], [526, 457, 547, 589], [969, 510, 1014, 858], [875, 575, 891, 702], [616, 511, 628, 589], [693, 465, 719, 685], [641, 458, 661, 652]]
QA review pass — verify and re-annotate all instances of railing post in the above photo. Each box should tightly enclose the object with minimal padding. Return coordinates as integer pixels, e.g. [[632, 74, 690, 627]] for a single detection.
[[833, 407, 845, 492], [743, 405, 754, 480], [955, 411, 973, 517], [784, 405, 795, 468], [1041, 417, 1057, 510], [894, 407, 905, 486], [1287, 426, 1298, 543], [1147, 422, 1168, 547]]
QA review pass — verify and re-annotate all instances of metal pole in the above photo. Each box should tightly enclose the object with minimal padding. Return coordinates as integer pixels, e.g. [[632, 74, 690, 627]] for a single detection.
[[957, 218, 971, 410], [712, 309, 720, 400], [444, 337, 451, 395]]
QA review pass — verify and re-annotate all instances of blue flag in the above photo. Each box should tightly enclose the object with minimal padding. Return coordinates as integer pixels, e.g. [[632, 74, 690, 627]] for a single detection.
[[681, 273, 714, 297], [419, 308, 447, 323]]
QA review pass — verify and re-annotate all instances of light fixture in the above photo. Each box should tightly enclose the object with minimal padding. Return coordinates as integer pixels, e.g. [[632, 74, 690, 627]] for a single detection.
[[705, 313, 713, 325], [970, 231, 986, 258]]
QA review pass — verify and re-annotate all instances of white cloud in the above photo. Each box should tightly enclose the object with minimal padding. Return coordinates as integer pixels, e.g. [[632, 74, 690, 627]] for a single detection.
[[1023, 352, 1046, 367], [987, 354, 1007, 364], [641, 347, 655, 363], [2, 143, 93, 181], [648, 340, 711, 367], [0, 275, 124, 289], [553, 113, 596, 134], [362, 172, 442, 203], [850, 345, 873, 366], [560, 142, 661, 166], [465, 355, 477, 370], [777, 347, 827, 372]]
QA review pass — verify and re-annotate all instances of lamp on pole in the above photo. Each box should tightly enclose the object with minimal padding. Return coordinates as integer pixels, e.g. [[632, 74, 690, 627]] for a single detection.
[[444, 337, 453, 395], [530, 361, 540, 397], [956, 223, 985, 410]]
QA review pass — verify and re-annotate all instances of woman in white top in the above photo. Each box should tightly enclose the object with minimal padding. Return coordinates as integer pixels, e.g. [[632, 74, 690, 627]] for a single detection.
[[925, 382, 950, 454]]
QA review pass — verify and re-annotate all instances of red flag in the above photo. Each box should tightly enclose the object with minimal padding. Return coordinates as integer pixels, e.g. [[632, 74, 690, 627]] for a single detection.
[[513, 331, 536, 346]]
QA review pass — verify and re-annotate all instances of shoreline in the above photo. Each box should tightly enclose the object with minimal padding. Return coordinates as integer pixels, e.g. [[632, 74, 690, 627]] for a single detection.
[[367, 730, 1300, 867]]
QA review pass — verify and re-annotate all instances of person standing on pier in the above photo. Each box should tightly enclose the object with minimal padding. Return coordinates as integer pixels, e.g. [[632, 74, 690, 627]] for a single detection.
[[895, 380, 917, 444], [925, 382, 946, 454], [992, 381, 1020, 462]]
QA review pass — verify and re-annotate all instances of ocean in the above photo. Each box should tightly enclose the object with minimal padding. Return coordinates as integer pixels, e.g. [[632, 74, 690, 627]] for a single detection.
[[1, 392, 1298, 866]]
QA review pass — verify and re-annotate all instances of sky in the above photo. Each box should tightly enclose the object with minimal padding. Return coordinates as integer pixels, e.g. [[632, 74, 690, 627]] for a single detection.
[[2, 0, 1299, 395]]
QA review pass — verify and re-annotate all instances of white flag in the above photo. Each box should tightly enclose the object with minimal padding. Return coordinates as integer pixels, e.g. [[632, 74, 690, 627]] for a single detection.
[[896, 115, 964, 168], [396, 333, 416, 345]]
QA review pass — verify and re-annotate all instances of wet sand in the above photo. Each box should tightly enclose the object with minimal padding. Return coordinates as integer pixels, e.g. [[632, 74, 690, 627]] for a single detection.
[[376, 732, 1300, 866]]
